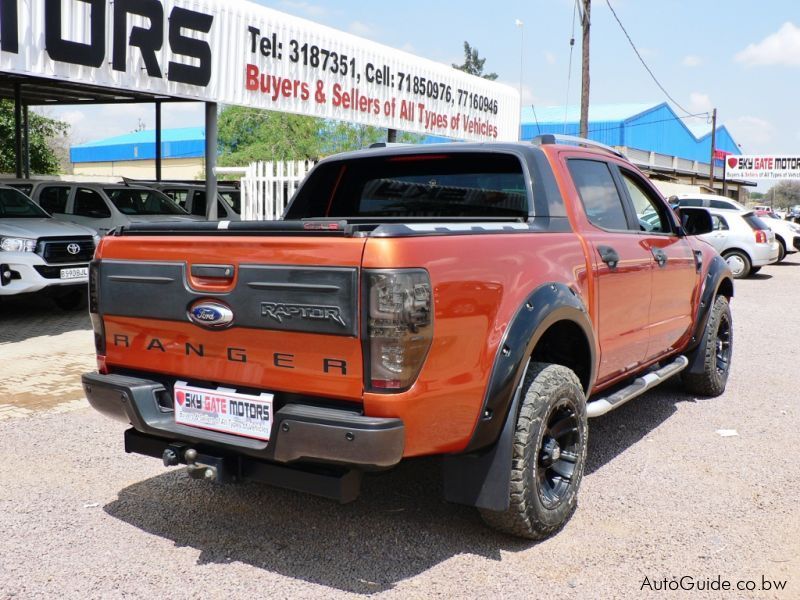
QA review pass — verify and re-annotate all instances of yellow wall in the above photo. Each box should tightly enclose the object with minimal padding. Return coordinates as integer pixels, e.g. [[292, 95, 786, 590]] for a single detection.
[[72, 158, 204, 180]]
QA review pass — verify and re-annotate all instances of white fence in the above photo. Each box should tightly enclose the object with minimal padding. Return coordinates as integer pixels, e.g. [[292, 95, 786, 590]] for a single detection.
[[240, 160, 315, 221]]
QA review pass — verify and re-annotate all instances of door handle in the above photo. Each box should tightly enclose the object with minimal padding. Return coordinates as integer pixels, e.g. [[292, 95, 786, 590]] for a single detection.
[[651, 247, 668, 267], [597, 245, 620, 269]]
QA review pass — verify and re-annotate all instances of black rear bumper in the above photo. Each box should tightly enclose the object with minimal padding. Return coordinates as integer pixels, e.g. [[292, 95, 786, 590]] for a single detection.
[[82, 372, 405, 470]]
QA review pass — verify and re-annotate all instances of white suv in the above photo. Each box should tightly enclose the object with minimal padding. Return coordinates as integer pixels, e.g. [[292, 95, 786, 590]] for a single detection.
[[0, 185, 98, 309], [700, 207, 779, 278]]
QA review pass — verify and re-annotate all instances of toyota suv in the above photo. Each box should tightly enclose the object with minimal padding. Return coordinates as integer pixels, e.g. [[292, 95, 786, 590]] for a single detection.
[[0, 185, 97, 309], [29, 182, 203, 235]]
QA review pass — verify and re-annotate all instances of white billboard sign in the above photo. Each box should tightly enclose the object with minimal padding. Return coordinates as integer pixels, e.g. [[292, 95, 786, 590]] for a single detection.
[[0, 0, 520, 141], [725, 155, 800, 180]]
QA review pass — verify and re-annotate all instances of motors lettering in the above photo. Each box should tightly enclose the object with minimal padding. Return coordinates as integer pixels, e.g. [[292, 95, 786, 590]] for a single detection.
[[111, 334, 347, 375], [0, 0, 213, 87], [183, 392, 270, 421]]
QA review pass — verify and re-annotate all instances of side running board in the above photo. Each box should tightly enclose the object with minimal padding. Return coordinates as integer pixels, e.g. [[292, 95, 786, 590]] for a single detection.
[[586, 355, 689, 418]]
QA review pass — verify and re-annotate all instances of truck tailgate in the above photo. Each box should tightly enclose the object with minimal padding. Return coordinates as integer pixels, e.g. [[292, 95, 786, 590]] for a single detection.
[[94, 234, 367, 400]]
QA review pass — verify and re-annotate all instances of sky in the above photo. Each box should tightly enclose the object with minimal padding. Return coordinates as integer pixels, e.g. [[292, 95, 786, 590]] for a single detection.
[[46, 0, 800, 177]]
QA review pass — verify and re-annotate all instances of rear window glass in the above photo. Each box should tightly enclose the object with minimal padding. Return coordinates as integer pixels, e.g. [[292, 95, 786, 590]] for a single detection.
[[286, 153, 528, 219], [104, 188, 187, 215], [679, 199, 703, 207], [0, 187, 50, 218], [742, 214, 770, 231]]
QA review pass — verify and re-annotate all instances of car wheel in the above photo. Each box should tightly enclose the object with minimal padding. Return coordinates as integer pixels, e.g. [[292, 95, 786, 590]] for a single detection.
[[479, 362, 588, 540], [53, 289, 87, 311], [722, 250, 751, 279], [776, 238, 787, 262], [682, 295, 732, 397]]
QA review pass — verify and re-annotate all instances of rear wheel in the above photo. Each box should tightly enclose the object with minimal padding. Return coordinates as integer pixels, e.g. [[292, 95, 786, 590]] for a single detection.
[[682, 295, 732, 397], [722, 250, 751, 279], [479, 362, 588, 539], [777, 238, 787, 262]]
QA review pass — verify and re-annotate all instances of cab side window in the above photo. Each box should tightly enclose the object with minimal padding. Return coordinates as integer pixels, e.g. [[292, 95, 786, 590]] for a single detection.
[[620, 171, 672, 234], [568, 159, 629, 231], [191, 191, 207, 216], [712, 215, 729, 231], [164, 189, 189, 210], [38, 186, 70, 214], [73, 188, 112, 218]]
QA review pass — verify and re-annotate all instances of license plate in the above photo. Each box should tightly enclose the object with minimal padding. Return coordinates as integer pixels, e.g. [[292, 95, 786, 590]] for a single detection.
[[174, 382, 273, 441], [60, 267, 88, 280]]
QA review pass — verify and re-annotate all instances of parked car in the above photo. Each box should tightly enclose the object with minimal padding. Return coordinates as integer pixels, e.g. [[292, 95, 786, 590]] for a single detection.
[[674, 193, 746, 212], [754, 210, 800, 260], [83, 137, 732, 540], [0, 178, 37, 197], [28, 182, 203, 235], [142, 182, 241, 221], [752, 204, 773, 213], [701, 207, 779, 278], [0, 184, 97, 309]]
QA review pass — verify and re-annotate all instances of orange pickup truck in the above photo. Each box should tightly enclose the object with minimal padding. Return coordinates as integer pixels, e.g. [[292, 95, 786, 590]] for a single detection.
[[83, 136, 733, 539]]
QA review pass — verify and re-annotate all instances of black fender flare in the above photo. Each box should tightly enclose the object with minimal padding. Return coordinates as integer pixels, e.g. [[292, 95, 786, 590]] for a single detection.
[[685, 254, 734, 376], [442, 282, 596, 511]]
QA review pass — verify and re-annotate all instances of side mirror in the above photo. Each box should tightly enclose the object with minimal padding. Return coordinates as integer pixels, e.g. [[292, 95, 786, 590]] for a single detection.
[[678, 207, 713, 236]]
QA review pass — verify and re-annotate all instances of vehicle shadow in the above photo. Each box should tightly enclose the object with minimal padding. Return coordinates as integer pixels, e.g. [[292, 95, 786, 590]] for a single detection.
[[586, 376, 690, 475], [103, 379, 698, 593], [0, 293, 91, 344], [104, 456, 531, 594], [747, 273, 772, 280]]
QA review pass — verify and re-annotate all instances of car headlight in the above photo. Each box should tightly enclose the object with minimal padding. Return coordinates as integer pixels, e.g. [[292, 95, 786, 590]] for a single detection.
[[0, 237, 37, 252], [92, 234, 102, 247]]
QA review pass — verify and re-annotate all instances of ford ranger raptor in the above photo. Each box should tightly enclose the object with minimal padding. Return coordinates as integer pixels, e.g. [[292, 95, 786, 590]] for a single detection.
[[82, 136, 733, 539]]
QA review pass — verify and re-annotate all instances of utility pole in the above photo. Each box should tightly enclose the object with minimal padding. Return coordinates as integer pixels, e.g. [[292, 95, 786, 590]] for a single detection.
[[709, 108, 717, 191], [580, 0, 591, 138]]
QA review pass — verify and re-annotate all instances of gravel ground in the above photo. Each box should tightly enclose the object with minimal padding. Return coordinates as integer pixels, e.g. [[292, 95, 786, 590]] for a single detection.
[[1, 257, 798, 599]]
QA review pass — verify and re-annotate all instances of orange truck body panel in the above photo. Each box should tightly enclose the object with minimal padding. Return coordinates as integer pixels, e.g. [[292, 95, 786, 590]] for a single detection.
[[88, 143, 724, 465]]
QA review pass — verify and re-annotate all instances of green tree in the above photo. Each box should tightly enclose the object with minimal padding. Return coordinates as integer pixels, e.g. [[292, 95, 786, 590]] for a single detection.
[[217, 106, 421, 166], [765, 180, 800, 209], [0, 101, 68, 174], [217, 107, 323, 166], [452, 42, 498, 80]]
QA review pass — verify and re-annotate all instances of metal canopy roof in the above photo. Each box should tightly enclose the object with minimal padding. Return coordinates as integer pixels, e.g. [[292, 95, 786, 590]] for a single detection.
[[0, 73, 189, 105]]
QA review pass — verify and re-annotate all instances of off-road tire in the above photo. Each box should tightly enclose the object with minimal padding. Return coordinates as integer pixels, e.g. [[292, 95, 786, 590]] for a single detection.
[[681, 295, 732, 397], [722, 250, 751, 279], [479, 362, 588, 540], [53, 289, 87, 311]]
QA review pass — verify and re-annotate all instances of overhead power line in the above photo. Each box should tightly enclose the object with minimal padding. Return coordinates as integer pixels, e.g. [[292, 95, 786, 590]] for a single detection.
[[604, 0, 694, 116]]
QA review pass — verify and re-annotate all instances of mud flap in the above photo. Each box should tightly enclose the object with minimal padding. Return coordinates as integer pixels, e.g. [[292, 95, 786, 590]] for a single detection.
[[442, 362, 528, 511]]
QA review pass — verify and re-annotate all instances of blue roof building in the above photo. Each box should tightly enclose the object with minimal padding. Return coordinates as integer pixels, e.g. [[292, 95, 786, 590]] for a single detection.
[[520, 102, 740, 163], [70, 127, 205, 164]]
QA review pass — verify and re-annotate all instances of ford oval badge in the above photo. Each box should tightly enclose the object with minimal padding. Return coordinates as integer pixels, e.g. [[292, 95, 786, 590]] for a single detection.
[[187, 300, 234, 329]]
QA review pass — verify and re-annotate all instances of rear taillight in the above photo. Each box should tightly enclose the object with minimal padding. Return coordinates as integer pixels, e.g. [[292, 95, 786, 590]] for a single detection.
[[365, 269, 433, 392], [89, 261, 106, 355], [755, 230, 768, 244]]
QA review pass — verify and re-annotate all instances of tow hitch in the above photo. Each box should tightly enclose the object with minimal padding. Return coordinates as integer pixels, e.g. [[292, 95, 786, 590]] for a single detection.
[[161, 445, 235, 483]]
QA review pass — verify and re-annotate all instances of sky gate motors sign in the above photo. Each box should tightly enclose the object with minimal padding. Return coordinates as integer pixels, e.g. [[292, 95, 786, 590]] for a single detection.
[[726, 155, 800, 180], [0, 0, 520, 141]]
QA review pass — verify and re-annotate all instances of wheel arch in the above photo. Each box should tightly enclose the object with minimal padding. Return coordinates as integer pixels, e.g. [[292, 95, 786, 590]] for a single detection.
[[442, 282, 595, 511]]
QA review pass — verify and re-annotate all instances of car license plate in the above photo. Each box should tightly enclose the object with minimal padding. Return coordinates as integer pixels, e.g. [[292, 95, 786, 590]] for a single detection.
[[174, 382, 274, 441], [60, 267, 88, 280]]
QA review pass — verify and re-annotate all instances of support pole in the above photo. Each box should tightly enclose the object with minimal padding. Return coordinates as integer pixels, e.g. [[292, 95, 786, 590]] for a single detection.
[[14, 83, 22, 178], [579, 0, 591, 138], [155, 101, 162, 182], [205, 102, 218, 221], [387, 128, 397, 143], [709, 108, 717, 191], [23, 105, 30, 178]]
